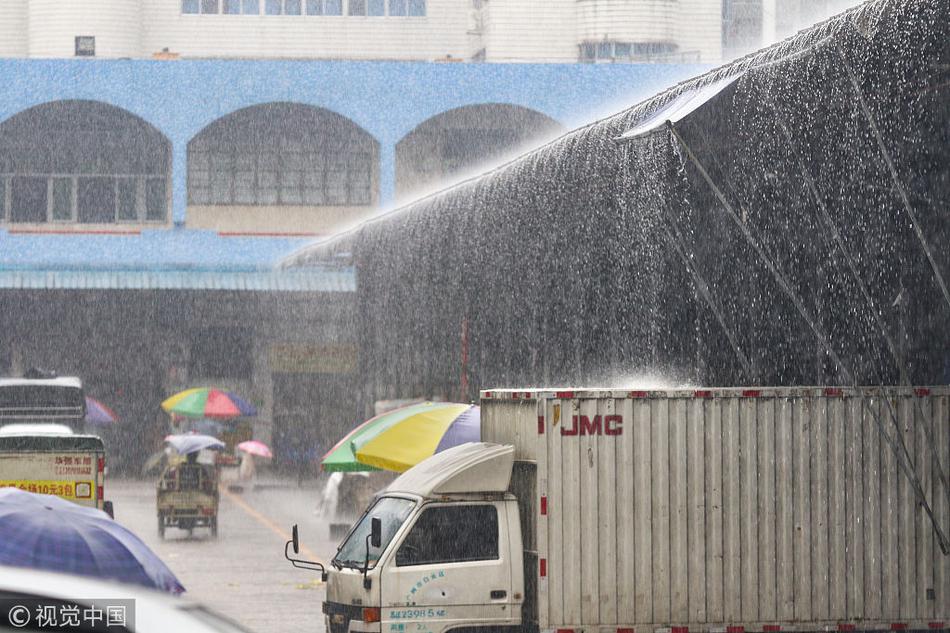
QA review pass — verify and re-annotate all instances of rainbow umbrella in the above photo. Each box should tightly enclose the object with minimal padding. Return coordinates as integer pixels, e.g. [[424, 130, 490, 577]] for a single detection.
[[321, 402, 478, 473], [346, 403, 479, 473], [161, 388, 257, 420], [84, 396, 118, 426]]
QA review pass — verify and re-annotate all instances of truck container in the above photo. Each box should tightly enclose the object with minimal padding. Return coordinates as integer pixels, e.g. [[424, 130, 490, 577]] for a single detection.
[[0, 431, 108, 511], [0, 375, 112, 513], [296, 387, 950, 633]]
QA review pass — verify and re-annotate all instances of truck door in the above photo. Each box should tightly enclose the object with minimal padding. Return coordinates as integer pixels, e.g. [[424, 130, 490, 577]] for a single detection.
[[380, 502, 516, 633]]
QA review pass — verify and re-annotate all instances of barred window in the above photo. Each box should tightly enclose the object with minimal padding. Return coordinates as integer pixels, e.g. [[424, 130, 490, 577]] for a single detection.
[[188, 104, 377, 207], [0, 101, 170, 224]]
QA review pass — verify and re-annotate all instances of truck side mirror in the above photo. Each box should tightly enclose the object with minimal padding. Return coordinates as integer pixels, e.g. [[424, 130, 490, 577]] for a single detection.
[[370, 517, 382, 548], [285, 524, 326, 578], [103, 501, 114, 520]]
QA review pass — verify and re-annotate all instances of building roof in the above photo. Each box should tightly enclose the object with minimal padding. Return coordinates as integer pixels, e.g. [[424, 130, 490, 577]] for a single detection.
[[0, 228, 352, 292]]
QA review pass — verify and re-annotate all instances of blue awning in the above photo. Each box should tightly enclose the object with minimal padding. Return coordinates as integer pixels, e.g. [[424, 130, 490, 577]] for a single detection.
[[0, 269, 354, 292]]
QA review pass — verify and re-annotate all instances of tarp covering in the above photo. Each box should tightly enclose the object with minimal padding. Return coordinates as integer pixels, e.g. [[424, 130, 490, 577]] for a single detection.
[[287, 0, 950, 397]]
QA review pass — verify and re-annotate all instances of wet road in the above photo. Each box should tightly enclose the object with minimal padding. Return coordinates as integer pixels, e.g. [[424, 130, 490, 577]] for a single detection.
[[109, 475, 338, 633]]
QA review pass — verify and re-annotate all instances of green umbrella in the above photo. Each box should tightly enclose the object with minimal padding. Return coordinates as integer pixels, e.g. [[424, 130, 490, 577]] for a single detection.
[[321, 402, 448, 472]]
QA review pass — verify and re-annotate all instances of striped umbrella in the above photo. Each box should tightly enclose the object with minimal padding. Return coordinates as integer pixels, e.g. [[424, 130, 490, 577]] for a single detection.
[[320, 402, 479, 473], [161, 388, 257, 420]]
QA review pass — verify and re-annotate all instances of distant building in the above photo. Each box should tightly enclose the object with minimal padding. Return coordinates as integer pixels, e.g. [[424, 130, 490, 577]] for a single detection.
[[0, 0, 724, 63]]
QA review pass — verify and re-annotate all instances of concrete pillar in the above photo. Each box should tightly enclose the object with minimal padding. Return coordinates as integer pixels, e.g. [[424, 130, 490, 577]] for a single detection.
[[378, 140, 396, 208], [172, 141, 188, 225]]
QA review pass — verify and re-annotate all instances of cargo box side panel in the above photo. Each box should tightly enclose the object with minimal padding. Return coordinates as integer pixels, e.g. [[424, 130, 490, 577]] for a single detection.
[[482, 399, 538, 462], [578, 397, 600, 625], [616, 397, 637, 625], [669, 398, 689, 623], [704, 398, 724, 624], [862, 396, 884, 621], [596, 398, 618, 626], [632, 397, 653, 624], [545, 396, 565, 628], [935, 395, 949, 617], [686, 398, 707, 624], [509, 388, 950, 632]]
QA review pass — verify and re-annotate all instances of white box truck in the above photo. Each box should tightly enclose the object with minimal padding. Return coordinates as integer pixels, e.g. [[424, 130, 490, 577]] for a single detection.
[[288, 387, 950, 633], [0, 376, 112, 514]]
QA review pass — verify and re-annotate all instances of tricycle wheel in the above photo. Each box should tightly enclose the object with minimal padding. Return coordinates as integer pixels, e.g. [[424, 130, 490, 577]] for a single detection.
[[157, 514, 165, 539]]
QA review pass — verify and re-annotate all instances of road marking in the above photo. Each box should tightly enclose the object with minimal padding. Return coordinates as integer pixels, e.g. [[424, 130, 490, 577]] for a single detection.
[[219, 485, 327, 566]]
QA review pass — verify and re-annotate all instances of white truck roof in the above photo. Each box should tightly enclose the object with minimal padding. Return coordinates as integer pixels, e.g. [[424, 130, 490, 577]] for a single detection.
[[0, 377, 82, 389], [385, 442, 514, 498], [0, 423, 74, 436]]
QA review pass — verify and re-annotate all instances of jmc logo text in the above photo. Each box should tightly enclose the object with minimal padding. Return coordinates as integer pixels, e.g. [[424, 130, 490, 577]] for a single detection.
[[560, 414, 623, 436]]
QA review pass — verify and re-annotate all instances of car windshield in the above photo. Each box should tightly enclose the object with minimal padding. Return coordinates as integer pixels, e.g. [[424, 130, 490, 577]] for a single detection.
[[333, 497, 415, 569]]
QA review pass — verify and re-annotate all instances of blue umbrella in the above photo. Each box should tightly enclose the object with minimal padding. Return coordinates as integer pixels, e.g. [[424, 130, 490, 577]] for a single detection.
[[165, 433, 225, 455], [0, 488, 185, 593]]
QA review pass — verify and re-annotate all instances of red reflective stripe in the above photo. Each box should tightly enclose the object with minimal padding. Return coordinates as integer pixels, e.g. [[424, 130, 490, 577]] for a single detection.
[[726, 627, 744, 633], [556, 629, 572, 633], [915, 387, 931, 396], [928, 623, 945, 629], [97, 457, 105, 473], [483, 392, 492, 398], [628, 391, 648, 398], [555, 391, 575, 399], [538, 416, 545, 434], [512, 393, 520, 400], [540, 495, 548, 516], [824, 387, 844, 396], [694, 390, 712, 398], [617, 628, 635, 633], [838, 625, 856, 632], [672, 627, 689, 633], [539, 558, 546, 577], [890, 624, 908, 631], [741, 390, 761, 397], [763, 626, 782, 632]]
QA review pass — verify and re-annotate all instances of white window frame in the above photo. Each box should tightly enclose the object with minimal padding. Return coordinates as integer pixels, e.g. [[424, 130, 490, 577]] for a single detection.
[[0, 173, 168, 225]]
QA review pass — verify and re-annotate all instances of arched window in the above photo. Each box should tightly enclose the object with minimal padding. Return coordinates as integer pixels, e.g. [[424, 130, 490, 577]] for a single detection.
[[188, 103, 378, 208], [395, 104, 563, 198], [0, 101, 170, 224]]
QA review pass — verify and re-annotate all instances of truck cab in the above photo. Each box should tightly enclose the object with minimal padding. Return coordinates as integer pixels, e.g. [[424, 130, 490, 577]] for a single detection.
[[322, 443, 524, 633]]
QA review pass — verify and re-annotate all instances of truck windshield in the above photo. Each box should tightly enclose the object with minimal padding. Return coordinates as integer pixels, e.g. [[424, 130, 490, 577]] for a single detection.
[[333, 496, 415, 570]]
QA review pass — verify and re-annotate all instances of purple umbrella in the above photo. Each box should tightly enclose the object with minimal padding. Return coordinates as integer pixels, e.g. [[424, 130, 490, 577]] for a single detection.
[[84, 396, 118, 426], [0, 488, 184, 593], [435, 405, 480, 452]]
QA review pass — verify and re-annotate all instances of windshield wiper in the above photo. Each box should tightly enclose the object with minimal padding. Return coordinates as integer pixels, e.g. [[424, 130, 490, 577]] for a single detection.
[[332, 559, 362, 570]]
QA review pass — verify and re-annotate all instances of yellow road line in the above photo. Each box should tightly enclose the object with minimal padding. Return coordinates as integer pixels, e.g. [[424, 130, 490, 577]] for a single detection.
[[219, 485, 326, 565]]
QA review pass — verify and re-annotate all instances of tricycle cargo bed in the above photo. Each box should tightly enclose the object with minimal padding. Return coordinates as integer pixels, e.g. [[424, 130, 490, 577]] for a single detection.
[[481, 387, 950, 632]]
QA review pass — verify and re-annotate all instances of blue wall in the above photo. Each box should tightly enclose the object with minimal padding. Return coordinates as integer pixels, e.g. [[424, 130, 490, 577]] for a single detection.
[[0, 59, 707, 222]]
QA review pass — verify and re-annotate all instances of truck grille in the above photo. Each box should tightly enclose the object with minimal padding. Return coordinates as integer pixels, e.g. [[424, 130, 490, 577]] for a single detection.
[[323, 601, 363, 633]]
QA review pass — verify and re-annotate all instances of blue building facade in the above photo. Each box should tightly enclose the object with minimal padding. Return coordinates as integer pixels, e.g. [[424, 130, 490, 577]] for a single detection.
[[0, 59, 707, 467], [0, 59, 704, 225]]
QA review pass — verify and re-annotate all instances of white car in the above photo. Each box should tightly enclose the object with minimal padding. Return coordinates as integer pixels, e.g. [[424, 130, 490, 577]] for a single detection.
[[0, 566, 253, 632]]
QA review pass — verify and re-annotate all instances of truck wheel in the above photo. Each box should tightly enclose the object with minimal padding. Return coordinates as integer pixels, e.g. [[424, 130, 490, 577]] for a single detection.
[[157, 514, 165, 539]]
